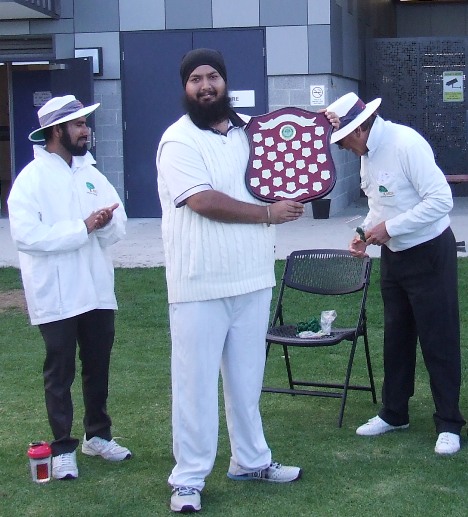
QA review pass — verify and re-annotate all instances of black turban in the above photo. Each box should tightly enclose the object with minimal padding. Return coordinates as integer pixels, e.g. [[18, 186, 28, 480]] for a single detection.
[[180, 48, 227, 87]]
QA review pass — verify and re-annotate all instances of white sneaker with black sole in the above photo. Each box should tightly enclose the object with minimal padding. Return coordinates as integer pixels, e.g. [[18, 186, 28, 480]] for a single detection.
[[170, 486, 201, 513], [52, 451, 78, 480], [82, 435, 132, 461]]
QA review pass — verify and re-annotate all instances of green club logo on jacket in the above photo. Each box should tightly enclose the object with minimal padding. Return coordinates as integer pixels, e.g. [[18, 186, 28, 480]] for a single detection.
[[86, 182, 97, 196]]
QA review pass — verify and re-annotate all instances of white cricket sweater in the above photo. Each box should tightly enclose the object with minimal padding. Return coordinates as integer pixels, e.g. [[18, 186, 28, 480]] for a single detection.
[[156, 114, 276, 303]]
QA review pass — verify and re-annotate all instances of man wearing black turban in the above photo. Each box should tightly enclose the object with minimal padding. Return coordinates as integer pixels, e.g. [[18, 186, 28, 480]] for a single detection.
[[156, 48, 304, 513]]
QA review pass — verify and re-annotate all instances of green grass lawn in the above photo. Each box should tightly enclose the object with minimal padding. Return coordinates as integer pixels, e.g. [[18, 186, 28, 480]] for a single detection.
[[0, 261, 467, 516]]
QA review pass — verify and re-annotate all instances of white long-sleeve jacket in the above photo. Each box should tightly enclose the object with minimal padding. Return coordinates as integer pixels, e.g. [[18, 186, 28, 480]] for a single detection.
[[8, 145, 126, 325], [361, 116, 452, 252]]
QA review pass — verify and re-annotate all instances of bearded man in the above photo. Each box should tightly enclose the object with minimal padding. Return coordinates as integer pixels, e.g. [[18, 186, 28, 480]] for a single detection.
[[8, 95, 131, 481], [156, 48, 304, 513]]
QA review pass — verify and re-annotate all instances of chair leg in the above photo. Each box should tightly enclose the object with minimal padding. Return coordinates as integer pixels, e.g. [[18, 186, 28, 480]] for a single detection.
[[337, 339, 359, 427], [363, 331, 377, 404], [282, 345, 295, 392]]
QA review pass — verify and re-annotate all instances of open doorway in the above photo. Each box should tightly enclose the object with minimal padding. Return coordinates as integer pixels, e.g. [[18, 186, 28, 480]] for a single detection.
[[0, 58, 94, 218], [0, 64, 11, 217]]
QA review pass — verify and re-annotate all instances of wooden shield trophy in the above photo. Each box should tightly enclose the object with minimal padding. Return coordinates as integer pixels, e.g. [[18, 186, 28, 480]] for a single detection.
[[245, 107, 336, 203]]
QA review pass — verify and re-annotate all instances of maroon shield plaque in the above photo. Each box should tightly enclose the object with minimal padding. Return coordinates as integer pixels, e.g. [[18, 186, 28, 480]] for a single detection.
[[244, 107, 336, 203]]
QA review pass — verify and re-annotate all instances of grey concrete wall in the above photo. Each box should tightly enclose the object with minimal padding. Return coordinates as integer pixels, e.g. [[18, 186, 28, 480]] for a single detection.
[[93, 80, 124, 203], [396, 3, 468, 37], [0, 0, 396, 82]]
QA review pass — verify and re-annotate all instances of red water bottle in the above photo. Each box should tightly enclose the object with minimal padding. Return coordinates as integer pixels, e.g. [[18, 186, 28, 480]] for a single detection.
[[27, 442, 52, 483]]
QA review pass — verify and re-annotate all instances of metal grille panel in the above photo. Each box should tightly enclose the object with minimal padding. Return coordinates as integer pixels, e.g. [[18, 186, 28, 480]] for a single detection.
[[366, 38, 467, 189]]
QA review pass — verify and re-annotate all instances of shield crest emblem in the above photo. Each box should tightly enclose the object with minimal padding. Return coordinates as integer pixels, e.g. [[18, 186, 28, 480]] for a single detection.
[[244, 107, 336, 203]]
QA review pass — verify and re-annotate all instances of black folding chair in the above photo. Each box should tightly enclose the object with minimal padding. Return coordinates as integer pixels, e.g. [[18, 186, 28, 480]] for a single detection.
[[262, 249, 377, 427]]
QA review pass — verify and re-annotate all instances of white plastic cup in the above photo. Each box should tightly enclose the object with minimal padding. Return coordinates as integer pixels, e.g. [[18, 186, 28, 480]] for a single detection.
[[27, 442, 52, 483]]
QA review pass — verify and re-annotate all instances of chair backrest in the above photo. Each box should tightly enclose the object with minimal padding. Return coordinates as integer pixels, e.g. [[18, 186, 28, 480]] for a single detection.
[[282, 249, 371, 295]]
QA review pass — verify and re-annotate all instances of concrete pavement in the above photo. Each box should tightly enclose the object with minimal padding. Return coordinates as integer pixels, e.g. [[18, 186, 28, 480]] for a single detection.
[[1, 197, 467, 268]]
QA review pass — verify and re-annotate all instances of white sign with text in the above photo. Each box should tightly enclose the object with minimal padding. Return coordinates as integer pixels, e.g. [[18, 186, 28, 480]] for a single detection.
[[229, 90, 255, 108]]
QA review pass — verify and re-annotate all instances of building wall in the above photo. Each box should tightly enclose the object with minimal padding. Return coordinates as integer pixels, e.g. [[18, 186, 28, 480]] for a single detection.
[[0, 0, 397, 214], [396, 3, 468, 37], [93, 80, 124, 197]]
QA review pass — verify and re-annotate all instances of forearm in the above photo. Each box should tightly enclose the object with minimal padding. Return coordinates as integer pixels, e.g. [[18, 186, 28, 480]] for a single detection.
[[186, 190, 269, 224]]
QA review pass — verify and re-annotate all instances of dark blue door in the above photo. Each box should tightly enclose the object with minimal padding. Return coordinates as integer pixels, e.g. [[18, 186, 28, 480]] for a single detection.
[[121, 31, 192, 218], [121, 29, 267, 217], [11, 69, 50, 174]]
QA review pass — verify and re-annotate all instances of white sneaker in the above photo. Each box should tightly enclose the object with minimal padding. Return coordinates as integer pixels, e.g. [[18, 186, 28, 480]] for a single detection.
[[82, 435, 132, 461], [227, 461, 302, 483], [356, 416, 409, 436], [52, 451, 78, 480], [435, 432, 460, 455], [170, 486, 201, 513]]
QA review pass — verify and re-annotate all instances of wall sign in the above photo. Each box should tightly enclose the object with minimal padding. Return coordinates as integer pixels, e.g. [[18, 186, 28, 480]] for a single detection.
[[310, 85, 326, 106], [229, 90, 255, 108], [33, 91, 52, 107], [74, 48, 103, 76], [443, 71, 464, 102]]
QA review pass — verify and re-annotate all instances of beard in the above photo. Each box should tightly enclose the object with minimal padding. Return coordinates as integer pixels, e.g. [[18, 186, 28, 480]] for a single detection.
[[60, 124, 88, 156], [183, 91, 232, 129]]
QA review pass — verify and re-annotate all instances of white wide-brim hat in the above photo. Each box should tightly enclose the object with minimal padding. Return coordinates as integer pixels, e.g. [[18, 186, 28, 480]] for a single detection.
[[29, 94, 100, 142], [327, 92, 381, 144]]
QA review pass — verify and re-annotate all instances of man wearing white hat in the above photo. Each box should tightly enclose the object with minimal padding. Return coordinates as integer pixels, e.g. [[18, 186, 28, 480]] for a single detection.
[[325, 92, 465, 455], [8, 95, 132, 479]]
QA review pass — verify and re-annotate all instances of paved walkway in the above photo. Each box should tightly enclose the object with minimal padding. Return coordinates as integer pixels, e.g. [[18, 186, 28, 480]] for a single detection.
[[1, 197, 467, 268]]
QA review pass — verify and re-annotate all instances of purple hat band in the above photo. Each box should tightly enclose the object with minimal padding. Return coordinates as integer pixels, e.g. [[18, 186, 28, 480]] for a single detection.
[[339, 99, 366, 130], [38, 100, 84, 128]]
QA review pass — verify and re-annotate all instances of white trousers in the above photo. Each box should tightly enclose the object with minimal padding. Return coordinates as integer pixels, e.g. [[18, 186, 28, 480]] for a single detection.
[[168, 288, 273, 491]]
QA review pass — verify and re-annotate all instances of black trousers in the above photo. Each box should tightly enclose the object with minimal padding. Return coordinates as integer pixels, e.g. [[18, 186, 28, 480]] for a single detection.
[[39, 309, 115, 455], [379, 227, 465, 434]]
